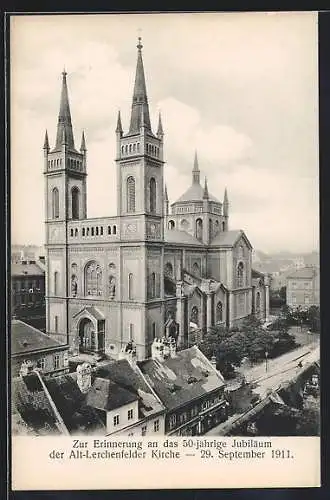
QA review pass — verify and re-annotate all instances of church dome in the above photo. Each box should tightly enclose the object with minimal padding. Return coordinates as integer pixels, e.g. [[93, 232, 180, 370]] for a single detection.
[[174, 182, 220, 204]]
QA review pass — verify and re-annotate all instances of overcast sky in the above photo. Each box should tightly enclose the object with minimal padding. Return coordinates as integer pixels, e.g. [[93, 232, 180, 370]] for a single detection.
[[11, 12, 319, 253]]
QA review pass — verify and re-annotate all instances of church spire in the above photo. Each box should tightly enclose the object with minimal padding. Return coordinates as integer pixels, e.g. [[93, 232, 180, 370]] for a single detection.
[[157, 112, 164, 138], [164, 184, 168, 201], [223, 187, 229, 216], [116, 110, 123, 135], [192, 150, 200, 184], [203, 177, 209, 199], [80, 130, 86, 152], [55, 69, 75, 150], [128, 37, 152, 135], [43, 130, 49, 151]]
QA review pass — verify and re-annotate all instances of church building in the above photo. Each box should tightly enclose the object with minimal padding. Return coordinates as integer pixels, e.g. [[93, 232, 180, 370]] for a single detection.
[[44, 38, 270, 362]]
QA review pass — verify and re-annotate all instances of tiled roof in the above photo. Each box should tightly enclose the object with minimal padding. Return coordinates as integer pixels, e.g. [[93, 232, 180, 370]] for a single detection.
[[86, 376, 137, 411], [44, 373, 106, 434], [287, 267, 319, 279], [138, 346, 224, 411], [11, 262, 45, 277], [12, 375, 61, 435], [173, 182, 220, 204], [12, 320, 64, 355], [164, 229, 203, 246], [96, 359, 164, 417], [210, 229, 251, 248]]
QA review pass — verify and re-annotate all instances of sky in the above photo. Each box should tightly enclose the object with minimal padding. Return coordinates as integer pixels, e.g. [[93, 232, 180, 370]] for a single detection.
[[10, 12, 319, 253]]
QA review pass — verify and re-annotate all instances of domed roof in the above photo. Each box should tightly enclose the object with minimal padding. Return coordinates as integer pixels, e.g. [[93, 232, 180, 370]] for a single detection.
[[174, 182, 221, 204]]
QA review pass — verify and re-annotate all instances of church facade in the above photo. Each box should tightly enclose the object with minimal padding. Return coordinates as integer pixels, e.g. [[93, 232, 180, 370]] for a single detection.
[[44, 38, 270, 362]]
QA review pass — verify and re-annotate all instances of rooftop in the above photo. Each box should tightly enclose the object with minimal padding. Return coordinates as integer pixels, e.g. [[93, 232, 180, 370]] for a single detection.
[[287, 267, 319, 280], [95, 359, 164, 418], [86, 376, 138, 411], [210, 229, 251, 248], [138, 345, 225, 411], [164, 229, 203, 246], [11, 262, 45, 277], [11, 320, 65, 355]]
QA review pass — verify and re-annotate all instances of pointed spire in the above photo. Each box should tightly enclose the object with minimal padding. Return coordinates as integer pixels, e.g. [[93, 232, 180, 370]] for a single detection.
[[223, 187, 229, 216], [43, 130, 49, 150], [55, 69, 75, 150], [128, 37, 152, 135], [80, 130, 86, 152], [116, 110, 123, 135], [157, 112, 164, 138], [164, 184, 168, 201], [192, 150, 200, 184], [203, 177, 209, 200]]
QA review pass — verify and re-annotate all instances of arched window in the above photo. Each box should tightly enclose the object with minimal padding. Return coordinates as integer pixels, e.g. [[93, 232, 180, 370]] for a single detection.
[[150, 178, 156, 213], [222, 221, 226, 232], [137, 142, 140, 152], [108, 226, 111, 235], [127, 176, 136, 213], [54, 271, 59, 295], [216, 302, 223, 323], [152, 322, 156, 339], [192, 262, 200, 276], [168, 220, 175, 230], [256, 292, 261, 313], [128, 273, 134, 300], [165, 262, 173, 278], [196, 218, 203, 240], [237, 262, 244, 288], [113, 225, 117, 235], [191, 306, 199, 327], [129, 144, 132, 153], [71, 187, 80, 220], [85, 261, 102, 296], [52, 188, 59, 219]]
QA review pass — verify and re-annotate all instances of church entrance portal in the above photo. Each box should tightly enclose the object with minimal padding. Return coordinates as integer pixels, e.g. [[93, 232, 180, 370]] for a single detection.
[[79, 318, 96, 353]]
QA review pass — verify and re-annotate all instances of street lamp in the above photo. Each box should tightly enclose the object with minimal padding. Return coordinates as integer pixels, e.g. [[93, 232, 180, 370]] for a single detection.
[[265, 351, 269, 374]]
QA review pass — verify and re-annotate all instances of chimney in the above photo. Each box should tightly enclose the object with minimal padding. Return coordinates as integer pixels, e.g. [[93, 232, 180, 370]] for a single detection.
[[151, 338, 165, 361], [20, 360, 34, 377], [168, 337, 177, 358], [76, 362, 92, 393], [118, 341, 137, 366]]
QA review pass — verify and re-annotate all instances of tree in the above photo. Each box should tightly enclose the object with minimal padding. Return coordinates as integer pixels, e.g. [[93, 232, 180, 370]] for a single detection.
[[306, 306, 320, 333], [279, 286, 287, 301]]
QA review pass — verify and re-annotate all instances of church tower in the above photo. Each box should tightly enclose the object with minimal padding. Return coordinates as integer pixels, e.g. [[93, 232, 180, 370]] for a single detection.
[[115, 39, 166, 360], [44, 70, 87, 344], [116, 38, 164, 227]]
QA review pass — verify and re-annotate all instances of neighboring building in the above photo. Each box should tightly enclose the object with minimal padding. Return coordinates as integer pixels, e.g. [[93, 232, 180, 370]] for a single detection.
[[11, 245, 46, 265], [12, 339, 228, 437], [138, 339, 228, 436], [12, 356, 166, 436], [11, 260, 46, 331], [11, 319, 69, 377], [286, 266, 320, 309], [43, 38, 269, 362], [251, 269, 270, 321]]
